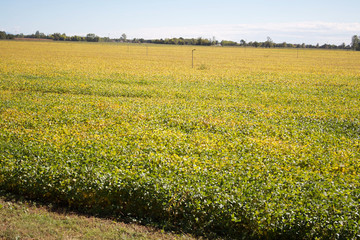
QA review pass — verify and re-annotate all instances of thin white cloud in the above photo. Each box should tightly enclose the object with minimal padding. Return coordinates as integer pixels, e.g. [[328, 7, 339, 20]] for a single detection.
[[118, 22, 360, 45]]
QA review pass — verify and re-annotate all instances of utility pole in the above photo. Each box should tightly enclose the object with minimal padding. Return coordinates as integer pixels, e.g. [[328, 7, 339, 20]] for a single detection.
[[192, 49, 196, 68]]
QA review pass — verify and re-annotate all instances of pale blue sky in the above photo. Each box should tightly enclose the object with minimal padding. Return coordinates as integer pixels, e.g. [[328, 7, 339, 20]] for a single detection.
[[1, 0, 359, 44]]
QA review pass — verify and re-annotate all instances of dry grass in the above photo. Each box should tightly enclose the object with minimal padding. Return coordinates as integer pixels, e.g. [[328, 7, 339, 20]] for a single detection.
[[0, 192, 198, 240]]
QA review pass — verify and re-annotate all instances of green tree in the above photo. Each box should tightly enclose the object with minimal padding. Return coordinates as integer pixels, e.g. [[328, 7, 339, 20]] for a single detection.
[[264, 37, 274, 48], [51, 33, 61, 40], [212, 36, 218, 45], [0, 31, 6, 39], [71, 35, 82, 41], [60, 33, 67, 41], [339, 43, 346, 49], [6, 34, 15, 39], [351, 35, 359, 51], [178, 37, 185, 45], [221, 40, 238, 46], [120, 33, 127, 42], [86, 33, 99, 42]]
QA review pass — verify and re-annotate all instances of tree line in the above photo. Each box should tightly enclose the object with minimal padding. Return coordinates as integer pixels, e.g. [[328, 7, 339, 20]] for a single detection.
[[142, 35, 360, 50], [0, 31, 106, 42], [1, 31, 359, 50]]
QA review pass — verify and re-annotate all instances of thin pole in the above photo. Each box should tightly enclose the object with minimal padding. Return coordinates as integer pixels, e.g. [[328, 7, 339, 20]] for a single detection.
[[192, 49, 196, 68]]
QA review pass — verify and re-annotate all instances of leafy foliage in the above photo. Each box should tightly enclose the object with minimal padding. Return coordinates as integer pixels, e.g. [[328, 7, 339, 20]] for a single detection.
[[0, 41, 360, 239]]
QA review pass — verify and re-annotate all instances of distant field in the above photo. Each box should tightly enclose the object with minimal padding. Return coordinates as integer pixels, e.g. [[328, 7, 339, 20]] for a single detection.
[[0, 41, 359, 239]]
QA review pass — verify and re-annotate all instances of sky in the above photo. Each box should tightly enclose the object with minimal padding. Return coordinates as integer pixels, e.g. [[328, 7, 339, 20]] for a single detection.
[[1, 0, 360, 45]]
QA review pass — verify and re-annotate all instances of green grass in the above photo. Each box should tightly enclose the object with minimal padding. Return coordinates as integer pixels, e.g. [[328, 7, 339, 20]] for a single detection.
[[0, 191, 197, 240]]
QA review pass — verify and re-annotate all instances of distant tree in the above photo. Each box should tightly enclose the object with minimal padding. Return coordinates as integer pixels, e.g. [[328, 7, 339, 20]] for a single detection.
[[178, 37, 185, 45], [196, 37, 211, 46], [221, 40, 238, 46], [196, 37, 202, 45], [6, 34, 15, 39], [31, 31, 45, 39], [86, 33, 99, 42], [120, 33, 127, 42], [71, 35, 84, 41], [240, 39, 246, 46], [51, 33, 61, 40], [133, 38, 140, 43], [86, 33, 95, 41], [338, 43, 346, 49], [0, 31, 6, 39], [212, 36, 218, 45], [60, 33, 67, 41], [264, 37, 274, 48], [172, 38, 179, 45], [351, 35, 359, 51], [153, 38, 164, 44]]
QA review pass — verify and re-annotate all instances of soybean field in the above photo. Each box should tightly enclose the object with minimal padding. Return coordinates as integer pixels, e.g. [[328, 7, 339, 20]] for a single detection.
[[0, 41, 359, 239]]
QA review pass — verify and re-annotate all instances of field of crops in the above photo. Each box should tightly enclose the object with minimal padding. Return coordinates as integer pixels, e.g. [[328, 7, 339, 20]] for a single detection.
[[0, 41, 359, 239]]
